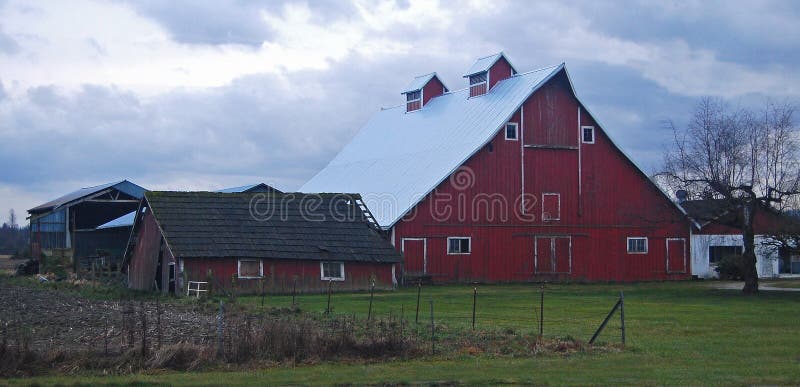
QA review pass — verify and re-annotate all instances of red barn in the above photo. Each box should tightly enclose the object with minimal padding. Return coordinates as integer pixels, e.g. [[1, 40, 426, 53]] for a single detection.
[[123, 191, 401, 295], [302, 52, 692, 283]]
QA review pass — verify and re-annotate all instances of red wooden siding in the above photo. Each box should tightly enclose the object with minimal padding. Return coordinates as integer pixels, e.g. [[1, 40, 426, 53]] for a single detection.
[[422, 77, 446, 106], [182, 258, 395, 293], [393, 69, 691, 283], [128, 211, 161, 290], [469, 83, 487, 98], [406, 100, 421, 112], [489, 57, 514, 90]]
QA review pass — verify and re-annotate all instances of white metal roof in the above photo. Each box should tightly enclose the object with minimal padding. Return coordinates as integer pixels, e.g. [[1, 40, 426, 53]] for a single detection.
[[401, 72, 445, 94], [463, 52, 517, 77], [301, 64, 563, 228]]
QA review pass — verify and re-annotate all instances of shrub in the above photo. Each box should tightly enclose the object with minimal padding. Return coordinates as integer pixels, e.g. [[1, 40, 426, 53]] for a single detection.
[[715, 254, 744, 280]]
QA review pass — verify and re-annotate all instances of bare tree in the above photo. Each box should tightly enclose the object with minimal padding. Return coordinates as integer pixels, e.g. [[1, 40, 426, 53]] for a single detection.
[[662, 97, 800, 294], [8, 209, 17, 229]]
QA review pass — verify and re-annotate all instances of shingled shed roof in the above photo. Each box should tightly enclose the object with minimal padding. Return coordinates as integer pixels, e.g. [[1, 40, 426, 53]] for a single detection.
[[144, 191, 400, 263], [680, 199, 735, 224]]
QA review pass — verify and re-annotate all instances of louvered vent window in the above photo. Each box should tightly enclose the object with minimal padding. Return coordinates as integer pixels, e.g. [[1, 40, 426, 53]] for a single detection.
[[469, 72, 488, 97], [406, 90, 421, 112]]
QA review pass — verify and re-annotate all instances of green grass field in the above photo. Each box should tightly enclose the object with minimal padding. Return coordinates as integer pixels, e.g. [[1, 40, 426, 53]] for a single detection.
[[5, 281, 800, 385]]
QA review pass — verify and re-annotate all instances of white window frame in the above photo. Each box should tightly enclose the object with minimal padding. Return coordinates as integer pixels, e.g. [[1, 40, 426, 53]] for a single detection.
[[627, 237, 648, 254], [446, 237, 471, 255], [505, 122, 519, 141], [541, 193, 561, 221], [320, 261, 345, 281], [581, 126, 595, 144], [405, 90, 422, 113], [237, 258, 263, 279]]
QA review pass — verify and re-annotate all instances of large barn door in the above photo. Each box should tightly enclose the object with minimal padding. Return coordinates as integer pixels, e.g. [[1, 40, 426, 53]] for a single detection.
[[401, 238, 427, 275], [666, 238, 687, 273], [535, 236, 572, 274]]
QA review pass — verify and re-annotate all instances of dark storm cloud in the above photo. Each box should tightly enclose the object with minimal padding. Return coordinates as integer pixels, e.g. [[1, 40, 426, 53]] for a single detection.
[[0, 54, 409, 194], [2, 0, 799, 213], [580, 1, 800, 67], [123, 0, 357, 46]]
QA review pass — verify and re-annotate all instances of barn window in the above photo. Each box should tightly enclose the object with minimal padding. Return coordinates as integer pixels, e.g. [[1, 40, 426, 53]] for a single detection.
[[709, 245, 741, 264], [541, 193, 560, 221], [405, 90, 422, 112], [582, 126, 595, 144], [237, 259, 263, 278], [320, 261, 345, 281], [447, 237, 471, 254], [627, 237, 648, 254], [505, 122, 518, 140], [469, 72, 488, 97]]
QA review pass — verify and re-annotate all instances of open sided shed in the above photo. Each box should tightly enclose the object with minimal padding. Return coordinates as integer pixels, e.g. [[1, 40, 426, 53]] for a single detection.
[[27, 180, 146, 270]]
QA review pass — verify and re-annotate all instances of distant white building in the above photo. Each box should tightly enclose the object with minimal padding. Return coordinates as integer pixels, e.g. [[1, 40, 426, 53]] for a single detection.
[[681, 199, 796, 279]]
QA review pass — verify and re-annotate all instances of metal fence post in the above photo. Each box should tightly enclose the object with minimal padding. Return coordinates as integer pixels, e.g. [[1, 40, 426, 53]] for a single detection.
[[429, 297, 435, 355], [415, 282, 421, 324], [291, 277, 297, 307], [620, 291, 626, 346], [539, 282, 545, 337], [472, 287, 477, 330]]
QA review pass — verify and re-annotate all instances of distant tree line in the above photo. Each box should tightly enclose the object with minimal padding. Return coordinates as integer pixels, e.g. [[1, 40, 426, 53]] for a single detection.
[[1, 209, 29, 256]]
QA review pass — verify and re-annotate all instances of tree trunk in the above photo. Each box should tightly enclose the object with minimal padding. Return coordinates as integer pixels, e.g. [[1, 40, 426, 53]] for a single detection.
[[741, 200, 759, 294]]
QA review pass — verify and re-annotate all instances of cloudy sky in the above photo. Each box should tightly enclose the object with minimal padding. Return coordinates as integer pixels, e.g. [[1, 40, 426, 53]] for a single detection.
[[0, 0, 798, 223]]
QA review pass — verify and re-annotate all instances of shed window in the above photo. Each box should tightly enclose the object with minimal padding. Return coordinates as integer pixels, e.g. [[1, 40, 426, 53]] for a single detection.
[[405, 90, 422, 112], [237, 259, 263, 278], [447, 237, 471, 255], [321, 261, 345, 281], [505, 123, 518, 140], [709, 245, 741, 264], [542, 193, 560, 221], [627, 237, 648, 254], [582, 126, 595, 144], [469, 72, 488, 97]]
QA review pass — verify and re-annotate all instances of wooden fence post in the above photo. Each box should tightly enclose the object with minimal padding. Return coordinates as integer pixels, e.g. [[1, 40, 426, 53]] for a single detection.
[[216, 300, 225, 359], [326, 280, 332, 314], [139, 301, 147, 357], [368, 280, 375, 321]]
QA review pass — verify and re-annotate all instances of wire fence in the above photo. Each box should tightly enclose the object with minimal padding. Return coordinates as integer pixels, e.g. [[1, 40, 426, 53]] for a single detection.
[[237, 282, 628, 346]]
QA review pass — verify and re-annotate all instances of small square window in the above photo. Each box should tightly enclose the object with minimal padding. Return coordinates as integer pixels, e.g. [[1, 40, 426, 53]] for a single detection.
[[238, 259, 263, 278], [321, 261, 345, 281], [627, 237, 648, 254], [582, 126, 595, 144], [447, 237, 471, 254], [505, 123, 518, 140], [406, 90, 421, 102]]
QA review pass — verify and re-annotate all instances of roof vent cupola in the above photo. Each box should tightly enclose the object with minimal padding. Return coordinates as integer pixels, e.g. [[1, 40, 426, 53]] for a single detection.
[[463, 52, 518, 98], [401, 72, 448, 113]]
